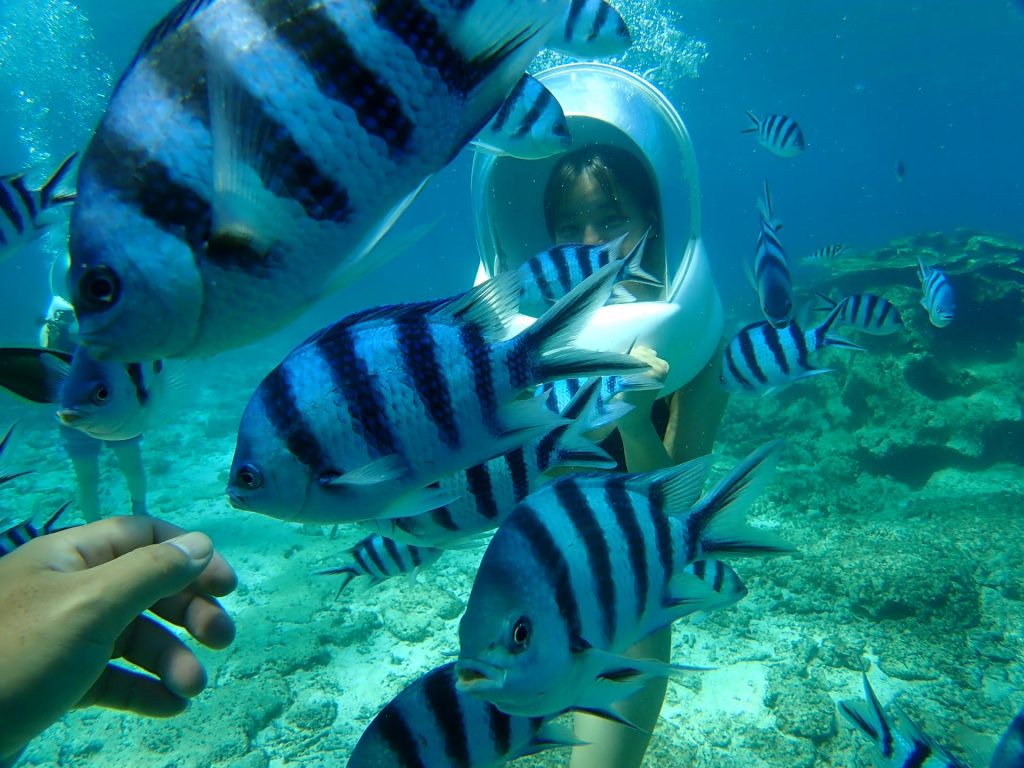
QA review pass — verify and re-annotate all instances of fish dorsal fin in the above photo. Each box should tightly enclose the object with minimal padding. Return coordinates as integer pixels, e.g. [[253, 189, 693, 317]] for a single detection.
[[432, 270, 523, 340], [127, 0, 215, 74], [644, 454, 716, 516]]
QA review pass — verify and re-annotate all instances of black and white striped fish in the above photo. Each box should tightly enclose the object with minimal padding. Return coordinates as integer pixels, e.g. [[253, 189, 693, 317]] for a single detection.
[[805, 243, 849, 263], [456, 442, 792, 720], [536, 371, 659, 423], [917, 258, 955, 328], [0, 502, 73, 558], [752, 181, 793, 328], [742, 112, 806, 158], [0, 154, 77, 264], [367, 376, 627, 549], [68, 0, 570, 361], [228, 260, 647, 525], [992, 707, 1024, 768], [316, 533, 443, 595], [546, 0, 631, 59], [683, 559, 747, 615], [815, 293, 903, 336], [839, 674, 968, 768], [517, 231, 659, 311], [471, 73, 571, 160], [0, 423, 32, 489], [720, 303, 864, 395], [348, 662, 577, 768]]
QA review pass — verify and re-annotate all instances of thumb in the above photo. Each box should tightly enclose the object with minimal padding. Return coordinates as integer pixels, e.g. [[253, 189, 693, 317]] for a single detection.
[[84, 532, 215, 632]]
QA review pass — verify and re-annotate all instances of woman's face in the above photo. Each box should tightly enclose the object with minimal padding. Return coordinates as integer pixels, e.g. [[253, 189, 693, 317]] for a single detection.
[[551, 171, 654, 256]]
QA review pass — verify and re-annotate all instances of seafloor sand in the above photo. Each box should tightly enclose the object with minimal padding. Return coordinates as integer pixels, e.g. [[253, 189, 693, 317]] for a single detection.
[[4, 230, 1022, 767]]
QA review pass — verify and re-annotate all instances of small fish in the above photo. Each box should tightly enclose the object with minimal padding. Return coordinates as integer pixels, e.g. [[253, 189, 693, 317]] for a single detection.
[[720, 302, 864, 395], [0, 502, 72, 557], [752, 181, 793, 328], [348, 662, 578, 768], [895, 160, 906, 181], [815, 293, 904, 336], [546, 0, 632, 59], [517, 231, 659, 311], [316, 533, 443, 595], [0, 154, 77, 264], [805, 243, 849, 263], [471, 74, 572, 160], [368, 376, 630, 549], [742, 112, 806, 158], [917, 258, 955, 327], [683, 559, 748, 615], [839, 673, 968, 768], [456, 442, 792, 720], [0, 423, 32, 487], [991, 707, 1024, 768], [68, 0, 570, 361], [228, 261, 648, 525], [537, 371, 661, 422]]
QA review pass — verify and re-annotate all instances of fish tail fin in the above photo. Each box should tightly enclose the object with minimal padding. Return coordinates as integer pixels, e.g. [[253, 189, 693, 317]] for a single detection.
[[520, 260, 650, 382], [813, 302, 865, 352], [839, 674, 893, 753], [39, 152, 78, 208], [619, 229, 661, 288], [740, 111, 759, 133], [681, 441, 794, 558], [313, 565, 361, 599], [757, 180, 782, 229], [42, 500, 73, 534]]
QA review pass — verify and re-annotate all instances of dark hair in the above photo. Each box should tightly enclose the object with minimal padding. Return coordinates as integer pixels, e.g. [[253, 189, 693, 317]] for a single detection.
[[543, 144, 659, 238]]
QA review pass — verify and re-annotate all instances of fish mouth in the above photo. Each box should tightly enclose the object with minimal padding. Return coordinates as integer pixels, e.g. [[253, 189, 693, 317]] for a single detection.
[[56, 409, 83, 425], [454, 658, 508, 693], [226, 491, 249, 511]]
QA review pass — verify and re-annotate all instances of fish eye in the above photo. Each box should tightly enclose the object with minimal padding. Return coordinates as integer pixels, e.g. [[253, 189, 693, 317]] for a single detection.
[[91, 385, 110, 405], [78, 266, 121, 310], [509, 616, 531, 652], [236, 463, 263, 491]]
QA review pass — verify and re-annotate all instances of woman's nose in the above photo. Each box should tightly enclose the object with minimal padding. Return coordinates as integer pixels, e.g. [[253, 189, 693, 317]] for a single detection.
[[581, 224, 603, 245]]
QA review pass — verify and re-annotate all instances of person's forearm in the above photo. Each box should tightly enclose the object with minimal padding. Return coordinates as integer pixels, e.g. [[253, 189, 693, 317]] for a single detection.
[[619, 418, 673, 472]]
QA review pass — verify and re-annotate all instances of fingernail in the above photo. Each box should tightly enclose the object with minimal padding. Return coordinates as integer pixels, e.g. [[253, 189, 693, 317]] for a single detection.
[[167, 532, 213, 563]]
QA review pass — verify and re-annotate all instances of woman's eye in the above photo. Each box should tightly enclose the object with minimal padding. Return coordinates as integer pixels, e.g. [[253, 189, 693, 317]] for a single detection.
[[556, 225, 581, 242], [602, 216, 626, 231]]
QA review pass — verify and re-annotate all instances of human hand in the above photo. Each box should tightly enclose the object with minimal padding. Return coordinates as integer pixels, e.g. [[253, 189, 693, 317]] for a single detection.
[[0, 516, 237, 760], [615, 345, 669, 430]]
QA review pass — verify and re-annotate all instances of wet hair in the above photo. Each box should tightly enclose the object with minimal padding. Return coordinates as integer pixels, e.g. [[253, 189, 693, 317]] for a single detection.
[[543, 144, 659, 238]]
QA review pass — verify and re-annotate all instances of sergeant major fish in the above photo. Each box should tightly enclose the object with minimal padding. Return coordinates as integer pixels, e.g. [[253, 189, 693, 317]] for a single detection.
[[742, 112, 806, 158], [0, 502, 72, 557], [316, 533, 443, 595], [917, 258, 955, 327], [805, 243, 849, 263], [227, 260, 648, 525], [0, 154, 77, 264], [455, 442, 792, 720], [815, 293, 904, 336], [471, 73, 571, 160], [546, 0, 631, 59], [348, 662, 577, 768], [721, 302, 864, 396], [68, 0, 571, 361], [752, 181, 793, 328]]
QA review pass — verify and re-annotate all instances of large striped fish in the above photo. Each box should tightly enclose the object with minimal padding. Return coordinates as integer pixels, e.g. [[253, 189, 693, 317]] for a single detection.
[[742, 112, 806, 158], [366, 375, 635, 548], [67, 0, 569, 361], [0, 154, 77, 264], [839, 674, 968, 768], [348, 662, 577, 768], [227, 260, 647, 524], [917, 258, 955, 328], [752, 181, 793, 328], [815, 293, 904, 336], [545, 0, 631, 59], [455, 442, 792, 720], [471, 73, 571, 160], [720, 302, 863, 396], [0, 503, 72, 558]]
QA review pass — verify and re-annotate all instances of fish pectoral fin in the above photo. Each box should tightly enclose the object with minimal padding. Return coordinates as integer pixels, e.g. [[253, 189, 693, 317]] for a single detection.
[[512, 720, 584, 760], [373, 485, 464, 520], [319, 455, 408, 487]]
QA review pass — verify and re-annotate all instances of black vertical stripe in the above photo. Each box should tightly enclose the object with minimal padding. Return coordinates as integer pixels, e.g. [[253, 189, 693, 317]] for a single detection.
[[397, 315, 459, 449], [430, 505, 460, 531], [648, 480, 674, 588], [376, 701, 428, 768], [423, 660, 471, 768], [363, 537, 390, 576], [0, 181, 25, 234], [851, 294, 864, 327], [126, 363, 149, 406], [535, 425, 566, 471], [505, 448, 530, 502], [382, 535, 405, 571], [459, 322, 499, 432], [465, 464, 499, 519], [8, 526, 27, 547], [489, 703, 513, 756], [573, 243, 594, 282], [564, 0, 587, 42], [510, 504, 582, 641], [552, 245, 573, 295], [762, 325, 789, 374], [557, 480, 616, 644], [779, 119, 800, 150], [10, 177, 36, 220], [408, 544, 422, 567], [352, 547, 372, 577], [606, 477, 648, 624], [591, 0, 610, 41], [255, 0, 413, 153], [528, 254, 555, 302], [516, 86, 552, 138], [712, 560, 724, 592], [491, 74, 527, 132], [260, 366, 331, 472], [738, 329, 768, 384], [790, 322, 810, 370], [876, 299, 892, 329], [904, 741, 931, 768], [691, 559, 706, 580], [724, 345, 751, 390], [316, 325, 398, 457]]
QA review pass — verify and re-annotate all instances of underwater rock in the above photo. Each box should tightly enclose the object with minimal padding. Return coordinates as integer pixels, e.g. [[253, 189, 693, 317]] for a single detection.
[[285, 699, 339, 732], [764, 667, 837, 744]]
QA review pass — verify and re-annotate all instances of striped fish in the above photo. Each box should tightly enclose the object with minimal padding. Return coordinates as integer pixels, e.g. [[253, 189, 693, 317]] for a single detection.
[[683, 559, 747, 616], [546, 0, 631, 59], [992, 707, 1024, 768], [839, 674, 968, 768], [805, 243, 848, 263], [67, 0, 569, 361], [917, 258, 955, 328], [752, 181, 793, 328], [471, 73, 571, 160], [517, 231, 659, 311], [0, 502, 72, 558], [742, 112, 806, 158], [456, 442, 792, 720], [815, 293, 904, 336], [720, 302, 864, 396], [228, 260, 648, 525], [537, 371, 660, 424], [0, 423, 32, 488], [0, 154, 77, 264], [316, 533, 443, 595], [367, 376, 625, 549], [348, 662, 577, 768]]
